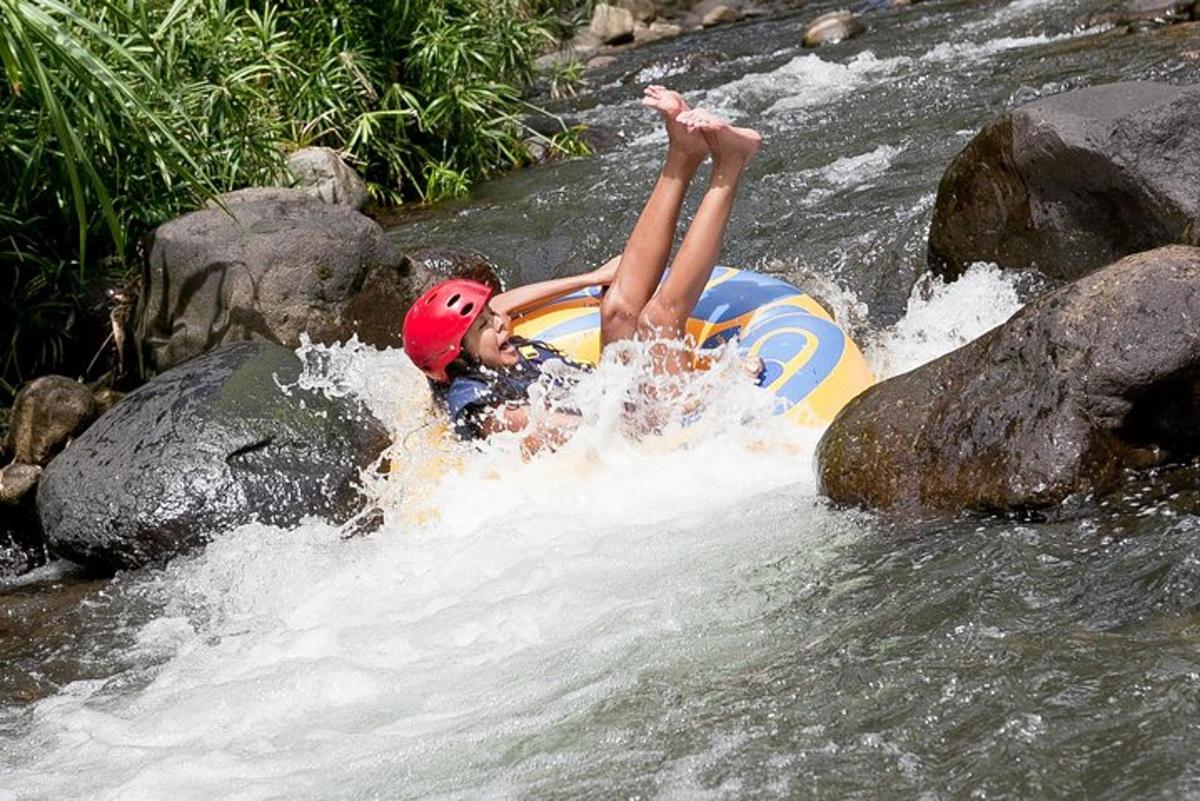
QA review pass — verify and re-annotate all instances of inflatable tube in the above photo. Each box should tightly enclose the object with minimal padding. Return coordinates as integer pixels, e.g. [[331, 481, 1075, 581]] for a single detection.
[[512, 266, 875, 426]]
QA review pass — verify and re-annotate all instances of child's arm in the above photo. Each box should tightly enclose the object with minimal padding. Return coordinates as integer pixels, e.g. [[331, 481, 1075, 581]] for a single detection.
[[489, 256, 620, 317]]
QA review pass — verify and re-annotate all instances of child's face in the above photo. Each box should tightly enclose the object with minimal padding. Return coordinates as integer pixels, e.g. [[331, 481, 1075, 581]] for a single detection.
[[462, 305, 520, 369]]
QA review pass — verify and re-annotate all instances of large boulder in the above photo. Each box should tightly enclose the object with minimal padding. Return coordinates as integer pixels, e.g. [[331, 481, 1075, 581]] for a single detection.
[[928, 82, 1200, 282], [818, 246, 1200, 518], [135, 189, 428, 376], [38, 342, 390, 572]]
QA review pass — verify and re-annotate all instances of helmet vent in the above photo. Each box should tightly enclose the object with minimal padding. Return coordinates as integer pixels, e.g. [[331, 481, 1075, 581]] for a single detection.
[[461, 302, 475, 316], [447, 293, 461, 307]]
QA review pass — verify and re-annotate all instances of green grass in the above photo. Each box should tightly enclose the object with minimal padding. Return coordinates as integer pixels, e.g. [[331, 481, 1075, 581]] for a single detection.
[[0, 0, 593, 403]]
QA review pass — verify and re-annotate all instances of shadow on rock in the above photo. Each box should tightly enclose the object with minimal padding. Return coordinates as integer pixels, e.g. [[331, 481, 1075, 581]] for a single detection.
[[928, 81, 1200, 282], [818, 246, 1200, 519]]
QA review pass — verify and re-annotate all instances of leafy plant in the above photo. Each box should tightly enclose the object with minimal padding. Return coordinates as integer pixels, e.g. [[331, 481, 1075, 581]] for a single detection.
[[0, 0, 593, 403], [549, 58, 585, 99]]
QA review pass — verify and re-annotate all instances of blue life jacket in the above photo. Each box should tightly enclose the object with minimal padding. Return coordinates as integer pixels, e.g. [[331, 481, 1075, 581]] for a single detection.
[[435, 339, 584, 439]]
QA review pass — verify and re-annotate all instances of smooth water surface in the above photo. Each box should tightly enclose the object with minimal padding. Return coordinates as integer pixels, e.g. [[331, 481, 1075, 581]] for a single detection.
[[3, 2, 1200, 798]]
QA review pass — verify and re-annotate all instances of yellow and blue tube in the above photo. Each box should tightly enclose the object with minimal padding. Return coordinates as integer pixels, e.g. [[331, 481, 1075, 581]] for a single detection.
[[511, 267, 875, 427]]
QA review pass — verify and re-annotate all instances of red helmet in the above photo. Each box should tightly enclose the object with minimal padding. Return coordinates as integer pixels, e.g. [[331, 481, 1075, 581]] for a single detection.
[[403, 279, 494, 381]]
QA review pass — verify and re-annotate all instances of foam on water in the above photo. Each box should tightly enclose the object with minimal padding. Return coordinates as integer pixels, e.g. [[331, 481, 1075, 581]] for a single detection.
[[703, 51, 909, 117], [919, 33, 1076, 64], [866, 263, 1024, 380], [5, 266, 1032, 799], [0, 267, 1026, 799], [775, 144, 903, 205]]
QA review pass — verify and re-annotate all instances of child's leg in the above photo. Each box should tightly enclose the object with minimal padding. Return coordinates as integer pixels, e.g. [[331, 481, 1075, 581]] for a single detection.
[[600, 86, 709, 348], [635, 110, 762, 375]]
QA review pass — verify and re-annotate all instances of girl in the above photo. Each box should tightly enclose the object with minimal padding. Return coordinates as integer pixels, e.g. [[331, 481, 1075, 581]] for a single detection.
[[403, 86, 762, 452]]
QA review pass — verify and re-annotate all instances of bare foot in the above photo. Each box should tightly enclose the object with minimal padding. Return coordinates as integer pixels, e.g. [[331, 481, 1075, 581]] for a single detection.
[[642, 85, 708, 161], [675, 109, 762, 171]]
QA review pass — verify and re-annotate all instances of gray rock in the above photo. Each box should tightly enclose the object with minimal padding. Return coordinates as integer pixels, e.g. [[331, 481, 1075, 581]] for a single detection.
[[803, 11, 865, 46], [590, 3, 636, 44], [38, 342, 390, 572], [818, 246, 1200, 519], [928, 81, 1200, 282], [135, 190, 426, 375], [285, 147, 370, 211], [7, 377, 98, 467]]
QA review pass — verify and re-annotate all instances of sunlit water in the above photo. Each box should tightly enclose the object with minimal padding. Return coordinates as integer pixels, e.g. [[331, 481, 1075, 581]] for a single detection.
[[4, 1, 1200, 799]]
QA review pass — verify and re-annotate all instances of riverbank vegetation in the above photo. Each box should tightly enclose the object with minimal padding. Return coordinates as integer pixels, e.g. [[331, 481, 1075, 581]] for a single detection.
[[0, 0, 592, 402]]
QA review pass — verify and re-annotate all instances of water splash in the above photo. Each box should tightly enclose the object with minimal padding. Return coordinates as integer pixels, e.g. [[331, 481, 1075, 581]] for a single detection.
[[865, 263, 1024, 380], [704, 51, 909, 116]]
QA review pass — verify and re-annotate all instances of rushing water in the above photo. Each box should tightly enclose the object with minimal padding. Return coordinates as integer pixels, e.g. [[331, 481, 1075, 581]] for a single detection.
[[4, 2, 1200, 799]]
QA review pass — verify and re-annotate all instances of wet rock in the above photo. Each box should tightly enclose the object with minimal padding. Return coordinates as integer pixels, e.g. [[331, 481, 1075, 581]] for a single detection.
[[702, 4, 743, 26], [7, 377, 98, 467], [402, 248, 505, 295], [928, 82, 1200, 283], [803, 11, 865, 47], [1084, 0, 1194, 27], [38, 342, 391, 572], [1126, 17, 1166, 31], [818, 246, 1200, 519], [136, 189, 424, 375], [0, 463, 45, 576], [0, 463, 41, 507], [285, 147, 370, 211], [590, 3, 636, 45]]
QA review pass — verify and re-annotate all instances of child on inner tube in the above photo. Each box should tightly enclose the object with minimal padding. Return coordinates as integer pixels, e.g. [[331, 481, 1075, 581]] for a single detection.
[[403, 86, 763, 453]]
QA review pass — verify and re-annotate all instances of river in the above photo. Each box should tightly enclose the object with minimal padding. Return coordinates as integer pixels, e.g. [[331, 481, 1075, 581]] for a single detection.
[[3, 1, 1200, 798]]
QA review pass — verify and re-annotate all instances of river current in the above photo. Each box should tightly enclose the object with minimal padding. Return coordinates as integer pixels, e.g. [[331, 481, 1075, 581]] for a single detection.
[[3, 1, 1200, 798]]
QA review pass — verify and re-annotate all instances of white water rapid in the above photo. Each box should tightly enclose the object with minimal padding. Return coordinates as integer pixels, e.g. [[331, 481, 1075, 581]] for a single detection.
[[0, 267, 1022, 801]]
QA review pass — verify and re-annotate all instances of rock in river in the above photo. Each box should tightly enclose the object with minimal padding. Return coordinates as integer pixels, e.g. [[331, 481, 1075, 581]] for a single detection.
[[285, 146, 370, 211], [6, 376, 98, 466], [803, 11, 865, 47], [38, 342, 390, 572], [135, 189, 428, 376], [928, 81, 1200, 282], [818, 246, 1200, 518]]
